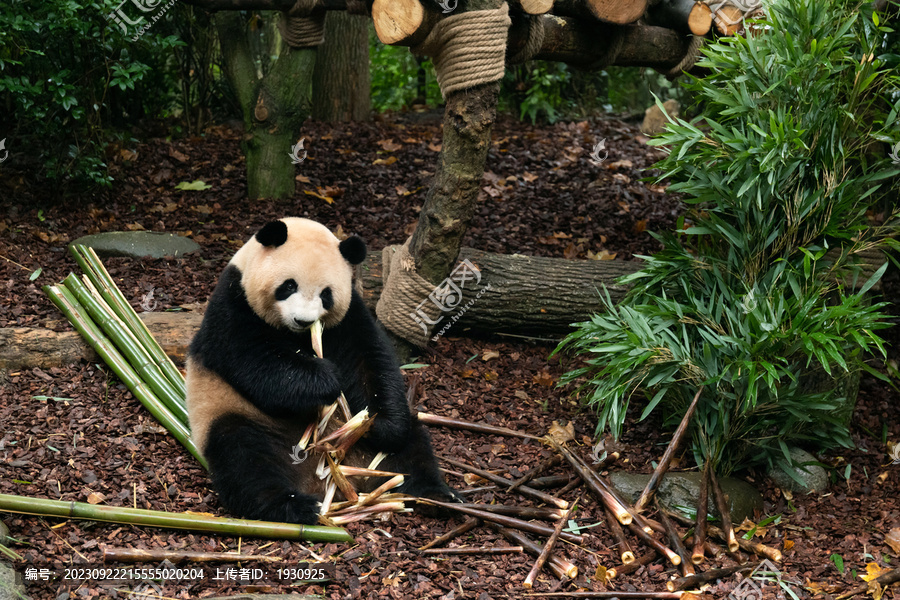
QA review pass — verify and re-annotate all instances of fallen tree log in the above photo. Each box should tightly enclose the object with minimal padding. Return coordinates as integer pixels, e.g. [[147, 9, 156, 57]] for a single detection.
[[4, 251, 641, 370], [529, 18, 695, 70]]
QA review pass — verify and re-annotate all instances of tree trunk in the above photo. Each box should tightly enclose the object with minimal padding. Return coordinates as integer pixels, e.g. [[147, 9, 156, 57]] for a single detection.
[[215, 11, 317, 200], [407, 0, 504, 285], [5, 254, 642, 370], [312, 11, 371, 122]]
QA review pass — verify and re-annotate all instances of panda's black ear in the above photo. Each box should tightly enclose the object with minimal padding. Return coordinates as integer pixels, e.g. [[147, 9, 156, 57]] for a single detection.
[[255, 220, 288, 248], [339, 235, 367, 265]]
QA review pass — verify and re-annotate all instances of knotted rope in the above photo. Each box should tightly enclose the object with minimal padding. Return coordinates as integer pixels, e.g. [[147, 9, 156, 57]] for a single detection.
[[412, 3, 512, 98], [375, 242, 443, 347], [280, 0, 325, 48], [506, 14, 545, 65], [665, 34, 704, 78]]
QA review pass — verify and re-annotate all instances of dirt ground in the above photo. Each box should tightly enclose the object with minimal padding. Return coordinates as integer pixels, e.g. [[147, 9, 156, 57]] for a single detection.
[[0, 112, 898, 599]]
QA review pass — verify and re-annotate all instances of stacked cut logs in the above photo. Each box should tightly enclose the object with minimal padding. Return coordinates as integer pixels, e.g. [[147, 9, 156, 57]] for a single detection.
[[179, 0, 758, 71], [368, 0, 757, 69]]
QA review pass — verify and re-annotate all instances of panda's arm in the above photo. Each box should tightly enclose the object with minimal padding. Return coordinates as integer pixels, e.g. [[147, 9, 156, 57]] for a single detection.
[[224, 342, 342, 417], [343, 293, 412, 451], [190, 267, 341, 417]]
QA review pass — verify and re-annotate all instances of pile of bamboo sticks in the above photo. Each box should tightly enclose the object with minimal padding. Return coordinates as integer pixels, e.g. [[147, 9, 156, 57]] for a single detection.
[[413, 391, 784, 595]]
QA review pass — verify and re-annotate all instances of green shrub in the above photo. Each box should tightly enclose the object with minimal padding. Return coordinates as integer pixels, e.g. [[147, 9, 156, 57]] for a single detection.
[[0, 0, 185, 187], [555, 0, 900, 475]]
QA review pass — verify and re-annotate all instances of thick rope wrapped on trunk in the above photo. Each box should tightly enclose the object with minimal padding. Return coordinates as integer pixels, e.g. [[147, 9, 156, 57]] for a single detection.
[[412, 4, 512, 98], [375, 243, 443, 347], [280, 0, 325, 48]]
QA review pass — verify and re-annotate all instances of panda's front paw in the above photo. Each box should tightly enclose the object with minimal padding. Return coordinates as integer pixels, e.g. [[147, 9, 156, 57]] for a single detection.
[[313, 359, 342, 405], [366, 417, 409, 452]]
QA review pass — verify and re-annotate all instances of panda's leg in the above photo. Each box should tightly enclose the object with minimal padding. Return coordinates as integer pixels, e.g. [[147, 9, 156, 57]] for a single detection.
[[204, 414, 320, 525], [378, 421, 461, 505]]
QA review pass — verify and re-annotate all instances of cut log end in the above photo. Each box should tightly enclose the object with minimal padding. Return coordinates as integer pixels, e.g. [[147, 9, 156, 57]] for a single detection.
[[622, 551, 636, 564], [714, 6, 743, 36], [688, 2, 712, 35], [587, 0, 649, 24], [372, 0, 425, 45], [519, 0, 553, 14]]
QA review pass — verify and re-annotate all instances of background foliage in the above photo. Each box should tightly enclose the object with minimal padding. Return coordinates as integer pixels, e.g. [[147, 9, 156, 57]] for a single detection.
[[0, 1, 676, 187], [556, 0, 900, 476]]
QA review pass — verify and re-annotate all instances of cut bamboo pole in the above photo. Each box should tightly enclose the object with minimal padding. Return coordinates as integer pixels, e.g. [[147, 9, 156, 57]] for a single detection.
[[456, 503, 565, 521], [418, 413, 541, 440], [667, 563, 753, 592], [691, 462, 710, 565], [634, 387, 702, 513], [508, 455, 562, 492], [608, 551, 656, 579], [0, 493, 351, 543], [43, 284, 206, 469], [524, 498, 577, 588], [421, 546, 524, 556], [666, 510, 782, 562], [529, 475, 576, 489], [419, 517, 480, 551], [658, 503, 694, 577], [70, 245, 185, 396], [626, 520, 681, 566], [64, 273, 188, 425], [441, 457, 568, 509], [103, 548, 283, 563], [489, 523, 577, 579], [547, 439, 630, 524], [416, 498, 584, 545], [603, 504, 635, 564], [709, 468, 739, 553]]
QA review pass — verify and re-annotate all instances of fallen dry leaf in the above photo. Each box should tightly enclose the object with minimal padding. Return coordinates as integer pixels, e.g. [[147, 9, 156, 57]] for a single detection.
[[87, 492, 105, 504], [607, 159, 633, 170], [861, 562, 889, 582], [303, 190, 333, 204], [482, 350, 500, 361], [533, 371, 555, 387], [377, 139, 402, 152], [885, 528, 900, 554], [373, 156, 398, 166], [548, 421, 575, 444]]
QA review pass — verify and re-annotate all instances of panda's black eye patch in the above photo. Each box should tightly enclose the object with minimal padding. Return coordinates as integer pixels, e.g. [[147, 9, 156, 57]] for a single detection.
[[320, 287, 334, 310], [275, 279, 298, 301]]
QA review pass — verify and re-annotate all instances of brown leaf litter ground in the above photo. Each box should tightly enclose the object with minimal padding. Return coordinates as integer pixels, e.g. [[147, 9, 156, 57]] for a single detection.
[[0, 111, 898, 599]]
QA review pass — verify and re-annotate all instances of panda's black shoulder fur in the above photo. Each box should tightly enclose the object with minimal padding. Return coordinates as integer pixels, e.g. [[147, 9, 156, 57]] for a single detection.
[[189, 263, 411, 450]]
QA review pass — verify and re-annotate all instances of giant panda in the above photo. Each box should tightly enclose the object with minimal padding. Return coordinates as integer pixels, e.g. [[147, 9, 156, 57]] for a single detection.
[[186, 217, 457, 525]]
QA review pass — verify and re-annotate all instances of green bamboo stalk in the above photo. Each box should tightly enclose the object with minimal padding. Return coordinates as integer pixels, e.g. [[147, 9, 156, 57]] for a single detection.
[[69, 245, 186, 397], [43, 284, 206, 470], [63, 273, 188, 425], [0, 493, 352, 544]]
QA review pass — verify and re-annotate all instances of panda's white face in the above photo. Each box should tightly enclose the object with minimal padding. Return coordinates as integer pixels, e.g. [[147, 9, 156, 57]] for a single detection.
[[229, 218, 366, 332], [273, 277, 333, 333]]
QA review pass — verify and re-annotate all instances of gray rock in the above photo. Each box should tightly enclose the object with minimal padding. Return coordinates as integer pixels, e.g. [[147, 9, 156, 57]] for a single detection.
[[609, 471, 764, 523], [0, 561, 27, 600], [69, 232, 200, 259], [767, 447, 828, 494]]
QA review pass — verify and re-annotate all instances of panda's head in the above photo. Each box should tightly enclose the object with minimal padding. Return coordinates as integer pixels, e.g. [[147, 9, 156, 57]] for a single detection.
[[230, 218, 367, 332]]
